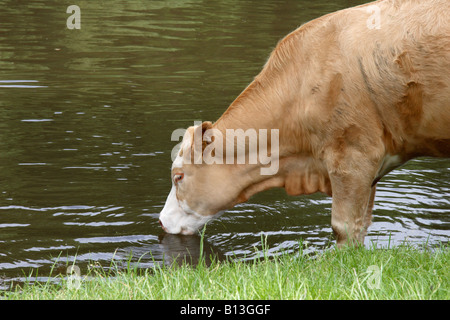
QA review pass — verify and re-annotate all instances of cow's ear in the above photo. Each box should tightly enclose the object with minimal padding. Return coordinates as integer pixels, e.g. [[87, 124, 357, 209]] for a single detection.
[[202, 121, 213, 144], [193, 121, 213, 140], [201, 121, 213, 134], [192, 121, 213, 154]]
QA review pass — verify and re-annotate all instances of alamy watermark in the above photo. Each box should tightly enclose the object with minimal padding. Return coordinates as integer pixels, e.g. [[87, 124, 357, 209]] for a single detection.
[[67, 265, 81, 290], [366, 5, 381, 30], [67, 5, 81, 29], [366, 265, 382, 289], [171, 121, 280, 175]]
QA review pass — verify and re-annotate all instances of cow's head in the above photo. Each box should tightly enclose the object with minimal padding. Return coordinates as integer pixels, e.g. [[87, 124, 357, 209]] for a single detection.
[[159, 121, 281, 235], [159, 122, 239, 235]]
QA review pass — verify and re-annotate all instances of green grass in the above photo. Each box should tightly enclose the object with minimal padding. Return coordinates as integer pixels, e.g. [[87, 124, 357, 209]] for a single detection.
[[2, 241, 449, 300]]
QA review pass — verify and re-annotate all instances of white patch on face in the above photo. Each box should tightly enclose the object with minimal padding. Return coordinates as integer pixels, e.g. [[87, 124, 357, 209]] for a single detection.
[[159, 186, 219, 235]]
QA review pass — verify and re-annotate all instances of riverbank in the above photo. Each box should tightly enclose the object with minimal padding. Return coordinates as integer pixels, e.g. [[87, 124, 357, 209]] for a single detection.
[[3, 242, 449, 300]]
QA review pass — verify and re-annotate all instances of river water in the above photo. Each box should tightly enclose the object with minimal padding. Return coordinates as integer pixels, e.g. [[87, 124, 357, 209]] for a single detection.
[[0, 0, 448, 288]]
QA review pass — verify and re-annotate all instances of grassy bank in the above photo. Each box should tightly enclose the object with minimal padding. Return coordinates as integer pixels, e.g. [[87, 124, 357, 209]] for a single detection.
[[3, 242, 449, 300]]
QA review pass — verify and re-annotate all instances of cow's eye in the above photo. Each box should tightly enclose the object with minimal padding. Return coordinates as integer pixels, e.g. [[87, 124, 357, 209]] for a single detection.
[[173, 173, 184, 185]]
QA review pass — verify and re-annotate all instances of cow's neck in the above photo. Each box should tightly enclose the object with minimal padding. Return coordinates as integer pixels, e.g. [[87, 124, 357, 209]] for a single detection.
[[213, 75, 309, 157], [213, 78, 281, 131], [210, 31, 331, 200], [213, 29, 312, 156], [214, 77, 293, 137]]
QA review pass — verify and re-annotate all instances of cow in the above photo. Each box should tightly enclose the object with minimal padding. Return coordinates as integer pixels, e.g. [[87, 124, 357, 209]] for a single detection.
[[159, 0, 450, 246]]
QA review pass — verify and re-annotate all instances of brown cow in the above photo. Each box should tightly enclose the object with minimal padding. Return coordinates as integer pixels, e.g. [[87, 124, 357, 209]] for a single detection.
[[159, 0, 450, 246]]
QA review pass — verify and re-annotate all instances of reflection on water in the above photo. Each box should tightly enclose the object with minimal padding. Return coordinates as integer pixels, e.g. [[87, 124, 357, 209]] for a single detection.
[[158, 233, 226, 266], [0, 0, 449, 288]]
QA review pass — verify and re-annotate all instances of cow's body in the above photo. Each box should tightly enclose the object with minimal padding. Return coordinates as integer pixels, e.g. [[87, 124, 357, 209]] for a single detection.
[[159, 0, 450, 246]]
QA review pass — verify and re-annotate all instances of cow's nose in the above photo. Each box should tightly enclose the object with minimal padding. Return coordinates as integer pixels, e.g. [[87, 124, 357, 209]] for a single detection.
[[159, 219, 167, 232]]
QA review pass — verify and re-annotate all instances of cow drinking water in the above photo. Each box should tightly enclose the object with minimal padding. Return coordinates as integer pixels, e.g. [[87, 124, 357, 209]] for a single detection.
[[159, 0, 450, 246]]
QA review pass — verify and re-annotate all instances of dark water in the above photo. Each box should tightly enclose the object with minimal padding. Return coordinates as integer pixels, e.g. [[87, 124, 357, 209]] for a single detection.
[[0, 0, 449, 288]]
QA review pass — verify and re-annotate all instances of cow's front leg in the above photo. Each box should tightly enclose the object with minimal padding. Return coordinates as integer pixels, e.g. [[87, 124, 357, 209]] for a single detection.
[[365, 184, 377, 232], [328, 160, 378, 247], [330, 172, 373, 246]]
